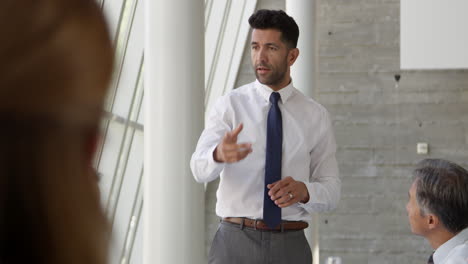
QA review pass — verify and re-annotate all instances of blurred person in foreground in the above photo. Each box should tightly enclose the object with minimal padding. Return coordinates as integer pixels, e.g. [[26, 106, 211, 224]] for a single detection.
[[407, 159, 468, 264], [0, 0, 113, 263]]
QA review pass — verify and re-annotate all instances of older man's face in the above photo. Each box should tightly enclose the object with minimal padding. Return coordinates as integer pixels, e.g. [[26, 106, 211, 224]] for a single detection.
[[406, 181, 431, 236]]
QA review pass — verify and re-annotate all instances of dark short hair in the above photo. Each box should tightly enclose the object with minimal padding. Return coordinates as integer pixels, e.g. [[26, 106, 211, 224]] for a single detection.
[[413, 159, 468, 234], [248, 9, 299, 48]]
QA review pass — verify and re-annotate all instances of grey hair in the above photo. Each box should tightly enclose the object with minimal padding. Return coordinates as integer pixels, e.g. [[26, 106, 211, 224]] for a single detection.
[[412, 159, 468, 234]]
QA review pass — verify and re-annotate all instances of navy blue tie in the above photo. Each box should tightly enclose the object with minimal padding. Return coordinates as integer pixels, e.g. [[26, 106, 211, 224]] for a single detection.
[[263, 92, 282, 229]]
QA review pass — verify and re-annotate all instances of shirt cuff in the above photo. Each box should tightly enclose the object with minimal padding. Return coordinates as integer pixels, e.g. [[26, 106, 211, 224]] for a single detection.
[[298, 181, 313, 205], [205, 144, 225, 174], [297, 181, 329, 213]]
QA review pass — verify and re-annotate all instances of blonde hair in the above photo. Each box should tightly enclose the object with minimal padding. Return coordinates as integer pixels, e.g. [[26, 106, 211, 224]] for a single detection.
[[0, 0, 113, 263]]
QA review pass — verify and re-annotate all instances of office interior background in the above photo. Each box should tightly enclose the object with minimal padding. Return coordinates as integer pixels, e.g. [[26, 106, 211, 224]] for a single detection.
[[95, 0, 468, 263]]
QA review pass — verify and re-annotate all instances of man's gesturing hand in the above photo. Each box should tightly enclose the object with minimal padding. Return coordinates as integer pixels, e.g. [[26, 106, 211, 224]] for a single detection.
[[267, 176, 310, 208], [213, 123, 252, 163]]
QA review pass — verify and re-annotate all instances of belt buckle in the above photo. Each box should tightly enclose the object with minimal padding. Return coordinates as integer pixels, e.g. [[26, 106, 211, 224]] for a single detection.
[[253, 219, 258, 230]]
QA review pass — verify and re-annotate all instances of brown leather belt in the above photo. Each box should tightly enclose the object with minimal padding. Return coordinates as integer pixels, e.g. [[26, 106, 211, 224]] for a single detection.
[[222, 217, 308, 231]]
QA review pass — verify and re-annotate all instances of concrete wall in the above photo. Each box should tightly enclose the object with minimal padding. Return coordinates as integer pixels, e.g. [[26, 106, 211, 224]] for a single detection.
[[206, 0, 468, 263]]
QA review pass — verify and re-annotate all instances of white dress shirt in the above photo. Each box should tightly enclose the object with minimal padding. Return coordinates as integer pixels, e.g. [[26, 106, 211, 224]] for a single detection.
[[434, 228, 468, 264], [190, 80, 341, 222]]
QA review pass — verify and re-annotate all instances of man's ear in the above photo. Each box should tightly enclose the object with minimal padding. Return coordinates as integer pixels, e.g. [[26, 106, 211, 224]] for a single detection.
[[288, 48, 299, 66], [427, 213, 440, 230]]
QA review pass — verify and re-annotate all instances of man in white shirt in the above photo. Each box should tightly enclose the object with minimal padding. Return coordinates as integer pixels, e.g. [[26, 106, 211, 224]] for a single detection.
[[406, 159, 468, 264], [191, 9, 340, 264]]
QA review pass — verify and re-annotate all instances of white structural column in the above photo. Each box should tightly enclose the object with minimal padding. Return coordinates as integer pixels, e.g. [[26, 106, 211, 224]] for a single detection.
[[286, 0, 317, 99], [144, 1, 205, 264], [286, 1, 319, 264]]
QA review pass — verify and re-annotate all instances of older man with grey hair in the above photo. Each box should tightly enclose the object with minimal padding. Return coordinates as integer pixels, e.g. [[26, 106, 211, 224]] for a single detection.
[[406, 159, 468, 264]]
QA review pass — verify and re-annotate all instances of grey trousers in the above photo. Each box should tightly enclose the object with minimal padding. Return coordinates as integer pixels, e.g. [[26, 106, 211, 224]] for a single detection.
[[209, 221, 312, 264]]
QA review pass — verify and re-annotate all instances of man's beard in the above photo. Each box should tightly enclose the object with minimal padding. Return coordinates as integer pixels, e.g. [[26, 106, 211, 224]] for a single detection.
[[253, 61, 288, 87]]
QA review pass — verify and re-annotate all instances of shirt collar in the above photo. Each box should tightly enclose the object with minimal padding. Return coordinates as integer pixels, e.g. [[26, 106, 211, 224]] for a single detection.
[[254, 79, 295, 104], [434, 228, 468, 263]]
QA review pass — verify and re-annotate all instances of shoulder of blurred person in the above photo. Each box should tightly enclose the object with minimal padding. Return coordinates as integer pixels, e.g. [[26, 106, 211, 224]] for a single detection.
[[0, 0, 113, 263]]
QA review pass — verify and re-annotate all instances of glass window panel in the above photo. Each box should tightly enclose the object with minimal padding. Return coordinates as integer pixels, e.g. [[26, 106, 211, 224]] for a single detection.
[[98, 120, 126, 205], [130, 209, 143, 264], [137, 95, 144, 125], [111, 129, 143, 261], [128, 69, 144, 123], [112, 1, 144, 118], [102, 0, 125, 41], [99, 0, 143, 262]]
